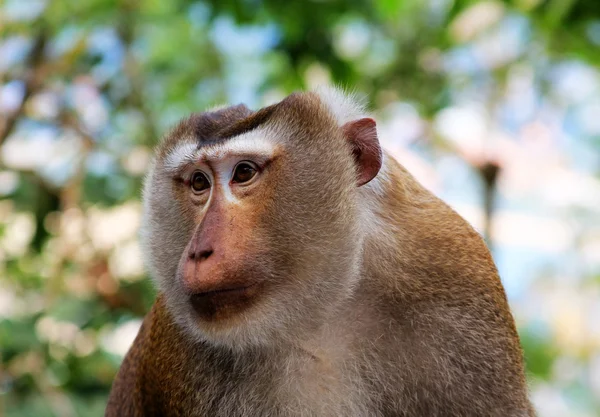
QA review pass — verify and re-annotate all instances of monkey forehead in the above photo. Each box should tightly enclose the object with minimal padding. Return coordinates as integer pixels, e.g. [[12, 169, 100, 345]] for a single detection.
[[158, 87, 367, 171], [156, 104, 256, 159], [162, 128, 277, 171]]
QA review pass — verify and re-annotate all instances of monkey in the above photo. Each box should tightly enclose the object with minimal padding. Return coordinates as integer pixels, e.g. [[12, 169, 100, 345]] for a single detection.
[[105, 87, 535, 417]]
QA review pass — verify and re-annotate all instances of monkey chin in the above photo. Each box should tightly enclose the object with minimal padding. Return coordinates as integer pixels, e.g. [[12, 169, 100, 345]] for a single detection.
[[173, 281, 282, 350]]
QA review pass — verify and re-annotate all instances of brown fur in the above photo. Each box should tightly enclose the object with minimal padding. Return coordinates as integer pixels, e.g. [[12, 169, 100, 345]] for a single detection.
[[106, 89, 534, 416]]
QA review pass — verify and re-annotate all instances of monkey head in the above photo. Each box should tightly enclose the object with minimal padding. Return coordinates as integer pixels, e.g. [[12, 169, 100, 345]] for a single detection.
[[141, 88, 382, 349]]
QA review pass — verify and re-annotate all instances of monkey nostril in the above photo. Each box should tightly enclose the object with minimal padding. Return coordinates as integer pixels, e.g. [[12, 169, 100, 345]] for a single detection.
[[194, 249, 213, 261]]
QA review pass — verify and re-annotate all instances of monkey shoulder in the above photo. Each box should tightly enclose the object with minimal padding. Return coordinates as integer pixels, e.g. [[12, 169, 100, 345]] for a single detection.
[[361, 291, 532, 416], [362, 163, 532, 414], [106, 298, 216, 416]]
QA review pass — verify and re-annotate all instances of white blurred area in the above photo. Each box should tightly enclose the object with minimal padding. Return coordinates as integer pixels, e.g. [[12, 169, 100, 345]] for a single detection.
[[0, 0, 599, 415]]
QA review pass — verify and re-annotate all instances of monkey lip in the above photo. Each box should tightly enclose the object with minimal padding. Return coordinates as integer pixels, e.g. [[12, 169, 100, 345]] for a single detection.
[[191, 283, 258, 298], [188, 282, 263, 320]]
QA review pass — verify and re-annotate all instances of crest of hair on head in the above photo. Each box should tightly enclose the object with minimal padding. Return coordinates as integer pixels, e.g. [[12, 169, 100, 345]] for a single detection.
[[313, 85, 369, 126]]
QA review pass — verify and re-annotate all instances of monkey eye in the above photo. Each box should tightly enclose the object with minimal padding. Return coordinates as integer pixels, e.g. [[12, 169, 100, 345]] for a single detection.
[[232, 161, 258, 184], [190, 171, 210, 193]]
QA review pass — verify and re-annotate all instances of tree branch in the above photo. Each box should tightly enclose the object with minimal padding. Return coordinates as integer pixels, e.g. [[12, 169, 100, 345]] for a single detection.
[[0, 30, 48, 146]]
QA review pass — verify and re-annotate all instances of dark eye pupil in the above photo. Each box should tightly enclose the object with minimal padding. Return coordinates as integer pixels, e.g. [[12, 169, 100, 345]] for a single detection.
[[191, 172, 209, 192], [233, 163, 256, 183]]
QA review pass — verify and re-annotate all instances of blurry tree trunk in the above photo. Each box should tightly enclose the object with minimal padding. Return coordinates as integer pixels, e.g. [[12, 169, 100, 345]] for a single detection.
[[478, 162, 500, 249]]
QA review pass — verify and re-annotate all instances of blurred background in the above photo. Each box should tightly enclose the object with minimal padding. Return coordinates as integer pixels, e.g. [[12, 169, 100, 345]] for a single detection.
[[0, 0, 599, 415]]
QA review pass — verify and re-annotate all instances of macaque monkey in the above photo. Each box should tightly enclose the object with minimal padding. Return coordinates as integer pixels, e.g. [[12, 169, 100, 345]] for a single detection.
[[106, 88, 534, 416]]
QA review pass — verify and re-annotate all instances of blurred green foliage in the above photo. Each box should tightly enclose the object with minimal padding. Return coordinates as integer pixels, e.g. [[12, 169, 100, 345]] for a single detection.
[[1, 0, 599, 416]]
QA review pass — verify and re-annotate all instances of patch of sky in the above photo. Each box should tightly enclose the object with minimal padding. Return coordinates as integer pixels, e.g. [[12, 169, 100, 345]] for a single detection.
[[495, 246, 557, 299], [498, 65, 538, 134], [0, 36, 30, 72], [48, 26, 84, 59], [562, 111, 600, 174], [444, 46, 482, 76], [548, 61, 599, 104], [210, 18, 280, 107], [210, 17, 280, 57], [0, 80, 26, 112], [586, 20, 600, 46], [187, 2, 211, 29], [437, 154, 483, 206], [333, 19, 371, 60], [3, 0, 46, 22], [88, 28, 125, 85], [427, 0, 453, 25], [194, 78, 224, 108], [86, 150, 117, 177]]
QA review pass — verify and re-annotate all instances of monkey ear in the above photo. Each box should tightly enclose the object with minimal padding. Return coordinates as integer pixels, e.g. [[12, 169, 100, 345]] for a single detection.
[[342, 118, 382, 186]]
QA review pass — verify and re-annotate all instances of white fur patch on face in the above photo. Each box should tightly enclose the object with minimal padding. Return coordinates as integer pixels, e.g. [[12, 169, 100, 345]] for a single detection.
[[213, 164, 238, 204], [163, 129, 276, 173], [201, 129, 276, 160], [313, 85, 368, 126], [163, 141, 198, 172]]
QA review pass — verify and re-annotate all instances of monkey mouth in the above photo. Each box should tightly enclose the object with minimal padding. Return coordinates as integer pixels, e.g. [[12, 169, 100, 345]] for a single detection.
[[188, 282, 262, 321], [192, 284, 257, 298]]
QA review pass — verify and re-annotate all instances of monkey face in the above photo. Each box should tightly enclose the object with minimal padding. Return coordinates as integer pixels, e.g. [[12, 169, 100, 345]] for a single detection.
[[141, 89, 381, 349], [172, 152, 280, 324]]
